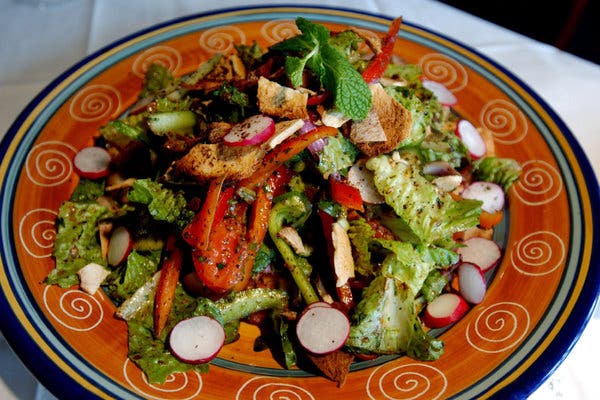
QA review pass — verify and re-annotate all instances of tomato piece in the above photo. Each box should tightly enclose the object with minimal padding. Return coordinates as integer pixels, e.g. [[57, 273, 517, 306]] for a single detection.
[[361, 17, 402, 84], [329, 176, 364, 212]]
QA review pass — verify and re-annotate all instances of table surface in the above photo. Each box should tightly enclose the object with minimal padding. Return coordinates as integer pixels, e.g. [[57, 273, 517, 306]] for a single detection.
[[1, 0, 599, 399]]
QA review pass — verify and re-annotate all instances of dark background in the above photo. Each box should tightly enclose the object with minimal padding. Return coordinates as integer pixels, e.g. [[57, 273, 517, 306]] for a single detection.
[[438, 0, 599, 65]]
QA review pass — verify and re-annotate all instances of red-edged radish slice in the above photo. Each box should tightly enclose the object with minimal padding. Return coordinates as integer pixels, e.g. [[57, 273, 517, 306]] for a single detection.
[[422, 160, 456, 176], [422, 293, 470, 328], [458, 262, 487, 304], [305, 301, 333, 311], [422, 79, 457, 106], [73, 146, 111, 179], [223, 114, 275, 146], [461, 181, 505, 213], [348, 161, 385, 204], [169, 315, 225, 364], [107, 226, 133, 266], [456, 119, 487, 159], [296, 305, 350, 355], [456, 237, 502, 272]]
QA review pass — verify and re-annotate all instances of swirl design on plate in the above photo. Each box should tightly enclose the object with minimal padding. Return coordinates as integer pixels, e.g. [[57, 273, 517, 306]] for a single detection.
[[479, 99, 528, 144], [236, 377, 315, 400], [418, 53, 468, 92], [512, 160, 563, 206], [18, 208, 57, 258], [260, 20, 300, 44], [43, 286, 104, 331], [365, 363, 447, 400], [199, 26, 246, 54], [25, 141, 77, 187], [123, 359, 203, 400], [511, 231, 565, 276], [132, 46, 182, 78], [466, 302, 530, 353], [69, 84, 122, 122]]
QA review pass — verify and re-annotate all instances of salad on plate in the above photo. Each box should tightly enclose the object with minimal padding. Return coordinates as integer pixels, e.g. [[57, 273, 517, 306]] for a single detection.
[[46, 16, 521, 386]]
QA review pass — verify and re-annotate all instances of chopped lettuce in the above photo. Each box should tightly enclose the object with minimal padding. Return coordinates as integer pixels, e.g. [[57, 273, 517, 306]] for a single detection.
[[69, 178, 105, 204], [472, 156, 522, 192], [316, 133, 359, 178], [384, 85, 443, 146], [104, 250, 162, 304], [140, 63, 177, 98], [418, 128, 469, 168], [346, 276, 443, 359], [127, 179, 194, 230], [47, 201, 111, 288], [366, 153, 481, 246]]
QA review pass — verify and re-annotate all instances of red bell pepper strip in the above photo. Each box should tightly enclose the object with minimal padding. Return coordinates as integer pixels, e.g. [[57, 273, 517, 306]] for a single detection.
[[237, 125, 338, 192], [329, 176, 364, 212], [182, 176, 226, 250], [154, 234, 183, 336], [361, 17, 403, 84]]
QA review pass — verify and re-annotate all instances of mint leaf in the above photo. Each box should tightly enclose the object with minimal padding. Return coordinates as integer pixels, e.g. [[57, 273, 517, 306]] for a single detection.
[[270, 17, 371, 120]]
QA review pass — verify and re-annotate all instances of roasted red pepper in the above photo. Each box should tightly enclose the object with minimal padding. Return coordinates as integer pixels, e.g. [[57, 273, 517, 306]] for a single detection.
[[237, 125, 338, 192], [361, 17, 403, 84], [154, 234, 183, 336], [329, 176, 364, 212]]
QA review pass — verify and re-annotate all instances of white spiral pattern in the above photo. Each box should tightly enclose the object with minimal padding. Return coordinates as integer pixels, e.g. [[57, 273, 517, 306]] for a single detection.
[[199, 25, 246, 54], [43, 286, 104, 331], [25, 140, 77, 187], [132, 45, 182, 78], [123, 359, 203, 400], [511, 231, 565, 276], [479, 99, 528, 144], [69, 84, 122, 122], [466, 302, 530, 353], [366, 363, 447, 400], [18, 208, 57, 258], [260, 20, 301, 44], [419, 53, 468, 92], [236, 377, 316, 400], [512, 160, 563, 205]]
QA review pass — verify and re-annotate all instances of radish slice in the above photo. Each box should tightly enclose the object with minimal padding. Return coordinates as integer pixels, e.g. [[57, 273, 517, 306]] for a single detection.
[[461, 181, 505, 213], [169, 315, 225, 364], [458, 262, 487, 304], [422, 293, 470, 328], [422, 160, 456, 176], [456, 237, 501, 272], [456, 119, 486, 159], [422, 79, 457, 106], [107, 226, 133, 266], [305, 301, 333, 310], [348, 161, 385, 204], [73, 146, 111, 179], [296, 305, 350, 355], [223, 114, 275, 146]]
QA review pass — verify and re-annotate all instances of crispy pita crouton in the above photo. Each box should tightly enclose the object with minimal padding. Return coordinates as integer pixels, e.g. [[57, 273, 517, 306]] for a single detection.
[[306, 350, 355, 388], [352, 83, 412, 157], [257, 77, 309, 120], [168, 143, 265, 182]]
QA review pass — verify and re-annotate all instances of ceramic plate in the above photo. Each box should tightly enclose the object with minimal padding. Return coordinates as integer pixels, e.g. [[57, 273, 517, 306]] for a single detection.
[[1, 6, 599, 400]]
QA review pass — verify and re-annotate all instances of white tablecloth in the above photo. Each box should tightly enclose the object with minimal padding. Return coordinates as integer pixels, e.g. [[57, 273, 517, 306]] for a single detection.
[[1, 0, 599, 399]]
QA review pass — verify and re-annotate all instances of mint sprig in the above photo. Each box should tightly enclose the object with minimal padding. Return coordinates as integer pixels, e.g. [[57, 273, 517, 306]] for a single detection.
[[270, 17, 372, 120]]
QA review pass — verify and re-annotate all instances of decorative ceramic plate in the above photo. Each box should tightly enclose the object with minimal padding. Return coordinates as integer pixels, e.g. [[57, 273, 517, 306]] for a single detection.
[[1, 6, 599, 400]]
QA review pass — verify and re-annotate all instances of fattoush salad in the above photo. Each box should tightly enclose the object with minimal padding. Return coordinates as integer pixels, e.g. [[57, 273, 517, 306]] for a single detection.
[[47, 17, 522, 386]]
